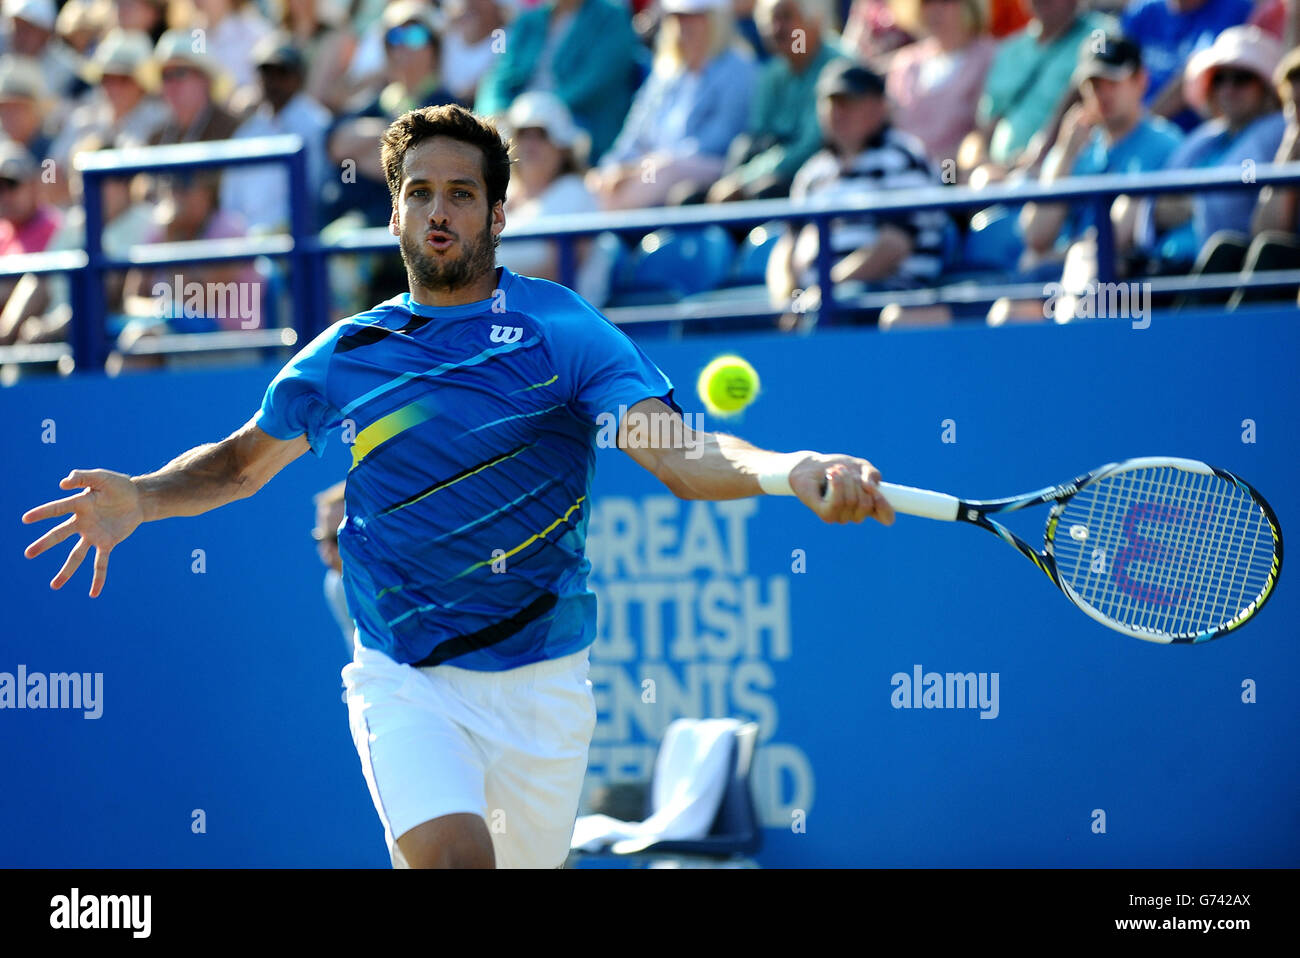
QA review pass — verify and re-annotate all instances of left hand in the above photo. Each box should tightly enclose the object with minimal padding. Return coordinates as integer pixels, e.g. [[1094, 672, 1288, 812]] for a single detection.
[[790, 454, 895, 526]]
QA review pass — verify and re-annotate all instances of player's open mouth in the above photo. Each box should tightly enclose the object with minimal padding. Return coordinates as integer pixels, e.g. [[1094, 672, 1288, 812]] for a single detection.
[[426, 232, 455, 251]]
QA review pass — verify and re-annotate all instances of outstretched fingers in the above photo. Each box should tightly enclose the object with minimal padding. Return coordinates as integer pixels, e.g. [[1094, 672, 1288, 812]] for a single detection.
[[90, 544, 112, 598], [51, 537, 91, 590], [24, 514, 80, 560], [21, 491, 83, 528]]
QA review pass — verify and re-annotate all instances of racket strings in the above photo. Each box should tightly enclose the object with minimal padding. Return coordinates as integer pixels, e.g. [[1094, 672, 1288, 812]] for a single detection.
[[1051, 466, 1275, 636]]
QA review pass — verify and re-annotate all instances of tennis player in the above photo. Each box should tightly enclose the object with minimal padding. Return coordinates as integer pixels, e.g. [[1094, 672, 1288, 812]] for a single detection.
[[21, 104, 894, 869]]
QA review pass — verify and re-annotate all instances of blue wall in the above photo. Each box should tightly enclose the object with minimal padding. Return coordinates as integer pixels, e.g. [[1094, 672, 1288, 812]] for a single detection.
[[2, 309, 1297, 866]]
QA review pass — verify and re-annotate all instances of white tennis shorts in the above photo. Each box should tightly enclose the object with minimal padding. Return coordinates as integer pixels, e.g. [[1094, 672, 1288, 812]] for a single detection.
[[342, 637, 596, 869]]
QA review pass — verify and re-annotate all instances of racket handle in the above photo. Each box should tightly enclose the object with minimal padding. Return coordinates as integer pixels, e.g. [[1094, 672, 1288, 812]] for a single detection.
[[876, 482, 961, 521]]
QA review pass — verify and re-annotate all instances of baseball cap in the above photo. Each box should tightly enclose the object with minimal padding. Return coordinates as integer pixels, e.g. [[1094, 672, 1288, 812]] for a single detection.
[[1074, 35, 1143, 86], [817, 59, 886, 99], [0, 140, 38, 182], [252, 30, 306, 71], [0, 56, 47, 103], [382, 0, 443, 33], [83, 29, 156, 89], [2, 0, 55, 30]]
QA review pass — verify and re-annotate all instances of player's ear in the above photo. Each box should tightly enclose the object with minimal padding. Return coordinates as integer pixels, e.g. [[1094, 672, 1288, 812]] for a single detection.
[[388, 203, 400, 237], [490, 199, 505, 239]]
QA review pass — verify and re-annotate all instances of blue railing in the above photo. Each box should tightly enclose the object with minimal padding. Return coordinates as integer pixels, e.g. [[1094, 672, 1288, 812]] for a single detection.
[[2, 138, 1299, 373]]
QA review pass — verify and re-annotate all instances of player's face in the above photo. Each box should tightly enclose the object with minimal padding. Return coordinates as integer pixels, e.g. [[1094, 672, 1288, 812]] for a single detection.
[[389, 136, 505, 294]]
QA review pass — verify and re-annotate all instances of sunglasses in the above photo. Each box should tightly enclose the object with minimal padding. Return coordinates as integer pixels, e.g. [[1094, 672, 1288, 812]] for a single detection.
[[385, 23, 433, 49], [1211, 68, 1260, 89], [160, 65, 201, 83]]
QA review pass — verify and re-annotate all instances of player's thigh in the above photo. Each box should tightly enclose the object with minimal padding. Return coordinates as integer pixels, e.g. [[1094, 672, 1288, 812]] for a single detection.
[[483, 653, 597, 868], [395, 812, 495, 869]]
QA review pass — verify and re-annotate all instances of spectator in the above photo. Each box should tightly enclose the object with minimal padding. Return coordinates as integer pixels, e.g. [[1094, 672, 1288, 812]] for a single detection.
[[588, 0, 757, 210], [0, 141, 55, 252], [1135, 25, 1284, 271], [0, 140, 60, 316], [312, 480, 356, 657], [189, 0, 274, 100], [475, 0, 644, 162], [1019, 34, 1183, 274], [325, 0, 458, 226], [48, 30, 170, 185], [495, 87, 614, 314], [55, 0, 108, 58], [146, 28, 241, 145], [704, 0, 847, 203], [220, 31, 331, 233], [0, 56, 54, 161], [886, 0, 998, 164], [443, 0, 511, 105], [842, 0, 915, 66], [1, 0, 82, 97], [0, 135, 153, 346], [118, 169, 263, 343], [497, 91, 602, 293], [1175, 32, 1300, 306], [276, 0, 359, 116], [766, 60, 949, 327], [1120, 0, 1253, 131], [961, 0, 1112, 179], [110, 0, 167, 45]]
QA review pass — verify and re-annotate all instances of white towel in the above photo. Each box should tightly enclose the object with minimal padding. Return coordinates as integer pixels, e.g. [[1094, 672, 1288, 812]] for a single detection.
[[571, 718, 742, 854]]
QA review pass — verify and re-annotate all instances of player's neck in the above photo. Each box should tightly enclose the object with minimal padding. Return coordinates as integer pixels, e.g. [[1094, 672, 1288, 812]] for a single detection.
[[408, 267, 501, 308]]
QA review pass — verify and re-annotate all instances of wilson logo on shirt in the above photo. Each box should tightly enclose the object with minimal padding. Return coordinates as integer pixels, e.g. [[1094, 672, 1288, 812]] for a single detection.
[[489, 325, 524, 344]]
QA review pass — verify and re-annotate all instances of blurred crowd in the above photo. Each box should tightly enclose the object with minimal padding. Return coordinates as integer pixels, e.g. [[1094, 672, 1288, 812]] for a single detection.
[[0, 0, 1298, 348]]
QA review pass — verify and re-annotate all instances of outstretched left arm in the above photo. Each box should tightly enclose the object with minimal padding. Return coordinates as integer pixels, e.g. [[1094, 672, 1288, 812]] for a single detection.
[[617, 398, 895, 526]]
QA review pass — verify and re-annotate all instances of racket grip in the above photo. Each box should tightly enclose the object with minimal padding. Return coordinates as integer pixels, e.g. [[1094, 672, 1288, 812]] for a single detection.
[[876, 482, 961, 521]]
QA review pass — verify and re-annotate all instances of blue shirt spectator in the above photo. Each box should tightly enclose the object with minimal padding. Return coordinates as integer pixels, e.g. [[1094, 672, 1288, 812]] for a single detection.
[[1065, 116, 1184, 239], [590, 0, 757, 210], [475, 0, 645, 162], [1121, 0, 1253, 130]]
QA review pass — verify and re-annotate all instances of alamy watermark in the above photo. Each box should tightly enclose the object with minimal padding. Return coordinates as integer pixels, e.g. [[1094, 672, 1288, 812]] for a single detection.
[[890, 664, 999, 719], [0, 665, 103, 719], [594, 404, 705, 459], [1044, 281, 1152, 329], [151, 276, 260, 329]]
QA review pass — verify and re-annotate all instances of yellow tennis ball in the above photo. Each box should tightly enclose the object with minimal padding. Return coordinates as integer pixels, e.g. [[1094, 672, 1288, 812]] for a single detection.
[[697, 354, 760, 416]]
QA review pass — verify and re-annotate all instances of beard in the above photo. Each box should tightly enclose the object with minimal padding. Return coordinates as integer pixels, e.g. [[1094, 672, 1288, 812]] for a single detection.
[[399, 217, 497, 293]]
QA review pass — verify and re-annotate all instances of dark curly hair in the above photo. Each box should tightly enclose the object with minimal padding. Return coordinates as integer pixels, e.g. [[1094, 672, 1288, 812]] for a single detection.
[[379, 104, 512, 213]]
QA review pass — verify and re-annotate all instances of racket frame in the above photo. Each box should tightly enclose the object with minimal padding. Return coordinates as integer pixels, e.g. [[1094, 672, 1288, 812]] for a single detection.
[[877, 458, 1284, 644]]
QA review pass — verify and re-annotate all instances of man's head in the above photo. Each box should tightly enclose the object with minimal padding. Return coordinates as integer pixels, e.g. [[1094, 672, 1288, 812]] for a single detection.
[[0, 57, 47, 147], [84, 28, 155, 118], [381, 105, 510, 294], [251, 30, 306, 113], [1274, 46, 1300, 120], [1074, 35, 1146, 132], [382, 0, 442, 90], [1183, 26, 1282, 126], [152, 28, 229, 124], [3, 0, 55, 57], [0, 140, 40, 225], [312, 481, 346, 574], [755, 0, 833, 62], [816, 60, 889, 156]]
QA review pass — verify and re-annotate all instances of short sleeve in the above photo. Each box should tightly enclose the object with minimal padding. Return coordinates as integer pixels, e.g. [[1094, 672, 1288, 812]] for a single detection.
[[253, 323, 345, 457], [551, 299, 681, 426]]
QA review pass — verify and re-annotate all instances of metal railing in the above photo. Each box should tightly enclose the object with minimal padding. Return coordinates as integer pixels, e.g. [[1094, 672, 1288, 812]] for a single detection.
[[2, 138, 1299, 374]]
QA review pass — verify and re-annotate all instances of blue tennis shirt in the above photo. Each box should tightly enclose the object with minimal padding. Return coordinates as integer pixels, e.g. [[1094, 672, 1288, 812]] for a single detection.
[[255, 266, 680, 670]]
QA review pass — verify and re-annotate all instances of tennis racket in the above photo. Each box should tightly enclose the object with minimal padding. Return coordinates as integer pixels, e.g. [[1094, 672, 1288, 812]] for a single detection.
[[867, 457, 1282, 644]]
